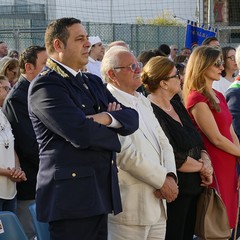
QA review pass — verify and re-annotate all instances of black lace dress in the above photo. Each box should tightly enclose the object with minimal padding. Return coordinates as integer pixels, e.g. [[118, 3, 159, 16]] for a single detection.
[[151, 99, 204, 240]]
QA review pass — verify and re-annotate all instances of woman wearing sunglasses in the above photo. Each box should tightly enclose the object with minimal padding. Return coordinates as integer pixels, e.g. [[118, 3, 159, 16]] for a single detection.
[[183, 45, 240, 231], [213, 46, 238, 95], [141, 56, 213, 240]]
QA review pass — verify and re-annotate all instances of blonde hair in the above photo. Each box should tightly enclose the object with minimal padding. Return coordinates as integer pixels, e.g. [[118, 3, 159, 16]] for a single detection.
[[183, 46, 222, 112], [141, 56, 175, 93], [0, 75, 8, 82], [0, 57, 20, 83]]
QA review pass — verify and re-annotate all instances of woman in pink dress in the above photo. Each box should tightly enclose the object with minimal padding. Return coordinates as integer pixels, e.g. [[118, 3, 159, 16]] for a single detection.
[[183, 45, 240, 229]]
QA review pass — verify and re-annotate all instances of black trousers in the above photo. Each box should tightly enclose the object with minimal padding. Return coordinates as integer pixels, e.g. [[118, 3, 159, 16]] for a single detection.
[[165, 194, 199, 240], [49, 214, 108, 240]]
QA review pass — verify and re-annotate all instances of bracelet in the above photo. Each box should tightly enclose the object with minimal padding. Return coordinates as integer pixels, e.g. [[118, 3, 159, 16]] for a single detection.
[[199, 161, 204, 172], [201, 150, 208, 155], [166, 172, 178, 183], [201, 150, 211, 159]]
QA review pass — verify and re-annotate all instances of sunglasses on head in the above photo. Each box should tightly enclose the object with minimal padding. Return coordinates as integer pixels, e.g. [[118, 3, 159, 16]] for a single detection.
[[113, 62, 143, 72]]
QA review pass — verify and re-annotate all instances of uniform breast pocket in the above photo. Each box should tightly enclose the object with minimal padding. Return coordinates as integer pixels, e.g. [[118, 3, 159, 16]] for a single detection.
[[54, 167, 96, 211]]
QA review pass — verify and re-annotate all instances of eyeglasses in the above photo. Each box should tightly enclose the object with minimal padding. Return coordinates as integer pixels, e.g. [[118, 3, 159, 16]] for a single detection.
[[165, 70, 181, 80], [0, 86, 11, 92], [227, 55, 236, 62], [214, 60, 224, 68], [113, 62, 143, 72], [173, 48, 178, 51], [10, 70, 18, 76]]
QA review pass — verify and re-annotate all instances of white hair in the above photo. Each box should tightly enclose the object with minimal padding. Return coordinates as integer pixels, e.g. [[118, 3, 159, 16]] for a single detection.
[[100, 46, 131, 83]]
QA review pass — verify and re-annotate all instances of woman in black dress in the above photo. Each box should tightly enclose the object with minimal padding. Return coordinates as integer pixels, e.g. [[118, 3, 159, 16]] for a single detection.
[[141, 56, 213, 240]]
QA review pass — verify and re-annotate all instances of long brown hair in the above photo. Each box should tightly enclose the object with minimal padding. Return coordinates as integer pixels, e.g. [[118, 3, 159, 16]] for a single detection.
[[183, 46, 222, 112], [221, 46, 236, 77]]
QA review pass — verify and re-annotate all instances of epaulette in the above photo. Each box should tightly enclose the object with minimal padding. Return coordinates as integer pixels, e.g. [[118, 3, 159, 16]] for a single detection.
[[46, 58, 69, 78], [40, 69, 51, 76]]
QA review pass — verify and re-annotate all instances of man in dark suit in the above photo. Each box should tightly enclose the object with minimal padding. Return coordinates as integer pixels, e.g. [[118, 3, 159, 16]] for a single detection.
[[28, 17, 139, 240], [2, 45, 47, 240]]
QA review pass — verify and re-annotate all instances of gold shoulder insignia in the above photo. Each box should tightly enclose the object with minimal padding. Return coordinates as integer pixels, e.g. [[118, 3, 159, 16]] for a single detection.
[[40, 69, 50, 76], [46, 58, 69, 78]]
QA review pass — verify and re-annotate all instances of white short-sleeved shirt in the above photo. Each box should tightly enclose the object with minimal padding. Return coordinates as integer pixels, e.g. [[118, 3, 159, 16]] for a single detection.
[[213, 76, 234, 96]]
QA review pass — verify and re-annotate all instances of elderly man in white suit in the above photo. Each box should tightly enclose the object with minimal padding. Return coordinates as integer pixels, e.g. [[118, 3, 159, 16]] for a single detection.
[[101, 46, 178, 240]]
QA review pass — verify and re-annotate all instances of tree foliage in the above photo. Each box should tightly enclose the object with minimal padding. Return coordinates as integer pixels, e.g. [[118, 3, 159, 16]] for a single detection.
[[135, 10, 183, 26]]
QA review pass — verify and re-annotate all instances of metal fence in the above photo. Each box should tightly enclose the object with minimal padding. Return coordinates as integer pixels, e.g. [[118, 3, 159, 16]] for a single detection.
[[0, 23, 186, 57], [0, 28, 45, 53], [1, 23, 240, 57]]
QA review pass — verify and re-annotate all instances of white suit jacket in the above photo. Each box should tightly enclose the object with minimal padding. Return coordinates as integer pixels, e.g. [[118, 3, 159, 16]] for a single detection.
[[107, 84, 176, 226]]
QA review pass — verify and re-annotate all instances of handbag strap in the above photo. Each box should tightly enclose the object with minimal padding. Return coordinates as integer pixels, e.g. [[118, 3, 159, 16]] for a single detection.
[[213, 171, 221, 196]]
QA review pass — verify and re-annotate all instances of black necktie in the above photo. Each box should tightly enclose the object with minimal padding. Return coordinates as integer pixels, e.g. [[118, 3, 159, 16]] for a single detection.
[[76, 73, 89, 90], [76, 73, 99, 112]]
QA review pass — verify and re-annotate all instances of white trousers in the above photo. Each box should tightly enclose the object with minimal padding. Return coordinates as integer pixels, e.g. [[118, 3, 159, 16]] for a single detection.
[[108, 209, 166, 240]]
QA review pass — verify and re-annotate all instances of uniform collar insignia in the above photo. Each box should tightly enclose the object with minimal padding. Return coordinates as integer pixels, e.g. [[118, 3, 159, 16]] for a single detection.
[[46, 58, 69, 78]]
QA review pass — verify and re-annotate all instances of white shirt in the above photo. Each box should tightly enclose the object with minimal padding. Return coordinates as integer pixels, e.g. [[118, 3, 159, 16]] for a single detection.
[[0, 109, 16, 199], [107, 84, 164, 158], [213, 75, 235, 96], [86, 57, 103, 82]]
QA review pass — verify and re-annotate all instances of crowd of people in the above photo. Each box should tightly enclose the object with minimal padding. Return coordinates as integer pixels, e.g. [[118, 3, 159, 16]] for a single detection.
[[0, 17, 240, 240]]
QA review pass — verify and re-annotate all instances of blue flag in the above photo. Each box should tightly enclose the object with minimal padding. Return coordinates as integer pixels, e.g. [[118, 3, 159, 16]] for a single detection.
[[185, 21, 217, 49]]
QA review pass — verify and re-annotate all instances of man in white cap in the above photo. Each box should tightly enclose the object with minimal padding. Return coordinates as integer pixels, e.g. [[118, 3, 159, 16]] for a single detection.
[[86, 36, 105, 81]]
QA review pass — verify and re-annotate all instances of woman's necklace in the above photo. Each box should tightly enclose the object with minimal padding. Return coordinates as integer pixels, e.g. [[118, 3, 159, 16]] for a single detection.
[[148, 95, 172, 112], [0, 130, 9, 149], [161, 105, 172, 112]]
